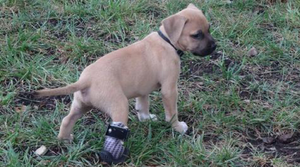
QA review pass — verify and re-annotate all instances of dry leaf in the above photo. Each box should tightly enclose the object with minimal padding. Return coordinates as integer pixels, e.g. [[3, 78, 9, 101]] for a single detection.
[[15, 105, 27, 113], [248, 47, 258, 57], [278, 132, 293, 142]]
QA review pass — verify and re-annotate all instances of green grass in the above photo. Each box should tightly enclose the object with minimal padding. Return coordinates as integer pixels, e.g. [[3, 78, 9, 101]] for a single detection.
[[1, 0, 300, 166]]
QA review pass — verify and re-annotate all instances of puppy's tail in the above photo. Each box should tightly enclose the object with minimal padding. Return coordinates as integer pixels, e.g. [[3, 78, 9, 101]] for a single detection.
[[35, 80, 87, 97]]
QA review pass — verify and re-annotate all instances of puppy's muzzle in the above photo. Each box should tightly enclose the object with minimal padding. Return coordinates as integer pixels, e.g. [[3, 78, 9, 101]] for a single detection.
[[206, 41, 217, 55], [192, 41, 217, 57]]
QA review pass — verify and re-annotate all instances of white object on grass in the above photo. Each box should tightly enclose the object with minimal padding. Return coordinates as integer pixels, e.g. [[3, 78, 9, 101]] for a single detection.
[[34, 145, 47, 156]]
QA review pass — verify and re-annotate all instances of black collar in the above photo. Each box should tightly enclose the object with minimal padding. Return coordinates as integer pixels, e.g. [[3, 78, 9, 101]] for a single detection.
[[157, 30, 184, 57]]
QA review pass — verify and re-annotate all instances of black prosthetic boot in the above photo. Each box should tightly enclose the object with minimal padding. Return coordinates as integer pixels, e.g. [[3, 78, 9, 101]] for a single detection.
[[100, 122, 130, 165]]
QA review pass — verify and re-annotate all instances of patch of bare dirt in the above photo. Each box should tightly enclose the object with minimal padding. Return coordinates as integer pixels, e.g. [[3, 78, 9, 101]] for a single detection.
[[181, 51, 236, 80], [244, 129, 300, 164], [15, 92, 71, 110], [43, 145, 68, 156], [181, 59, 219, 78]]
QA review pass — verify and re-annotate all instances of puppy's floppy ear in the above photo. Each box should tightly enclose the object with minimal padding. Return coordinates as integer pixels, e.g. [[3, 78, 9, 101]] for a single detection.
[[187, 3, 199, 10], [162, 14, 187, 45]]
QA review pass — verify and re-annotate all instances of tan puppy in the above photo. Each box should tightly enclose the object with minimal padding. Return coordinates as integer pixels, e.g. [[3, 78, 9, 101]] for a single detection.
[[36, 4, 216, 141]]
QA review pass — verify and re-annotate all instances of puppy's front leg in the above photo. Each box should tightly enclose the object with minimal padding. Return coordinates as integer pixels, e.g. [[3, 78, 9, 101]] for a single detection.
[[135, 95, 157, 121], [161, 82, 188, 134]]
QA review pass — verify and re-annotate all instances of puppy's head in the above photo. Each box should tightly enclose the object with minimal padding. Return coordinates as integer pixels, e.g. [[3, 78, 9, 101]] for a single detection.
[[162, 4, 216, 57]]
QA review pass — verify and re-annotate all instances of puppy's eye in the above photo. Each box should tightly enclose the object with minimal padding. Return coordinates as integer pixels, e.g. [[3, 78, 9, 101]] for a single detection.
[[191, 31, 204, 39]]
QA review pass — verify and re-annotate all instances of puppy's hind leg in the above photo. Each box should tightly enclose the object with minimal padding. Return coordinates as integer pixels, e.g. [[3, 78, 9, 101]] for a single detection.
[[57, 93, 91, 141], [135, 95, 157, 121], [98, 94, 130, 164]]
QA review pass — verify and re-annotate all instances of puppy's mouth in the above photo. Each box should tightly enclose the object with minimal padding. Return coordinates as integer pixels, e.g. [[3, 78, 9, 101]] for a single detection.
[[192, 46, 216, 57]]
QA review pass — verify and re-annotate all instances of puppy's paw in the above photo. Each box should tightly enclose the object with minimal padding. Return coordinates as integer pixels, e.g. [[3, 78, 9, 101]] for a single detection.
[[173, 121, 188, 134], [57, 134, 74, 143], [149, 114, 158, 121], [137, 113, 158, 122]]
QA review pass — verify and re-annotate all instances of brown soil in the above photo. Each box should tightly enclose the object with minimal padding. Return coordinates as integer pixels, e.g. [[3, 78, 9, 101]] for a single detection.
[[244, 130, 300, 164], [15, 92, 71, 110]]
